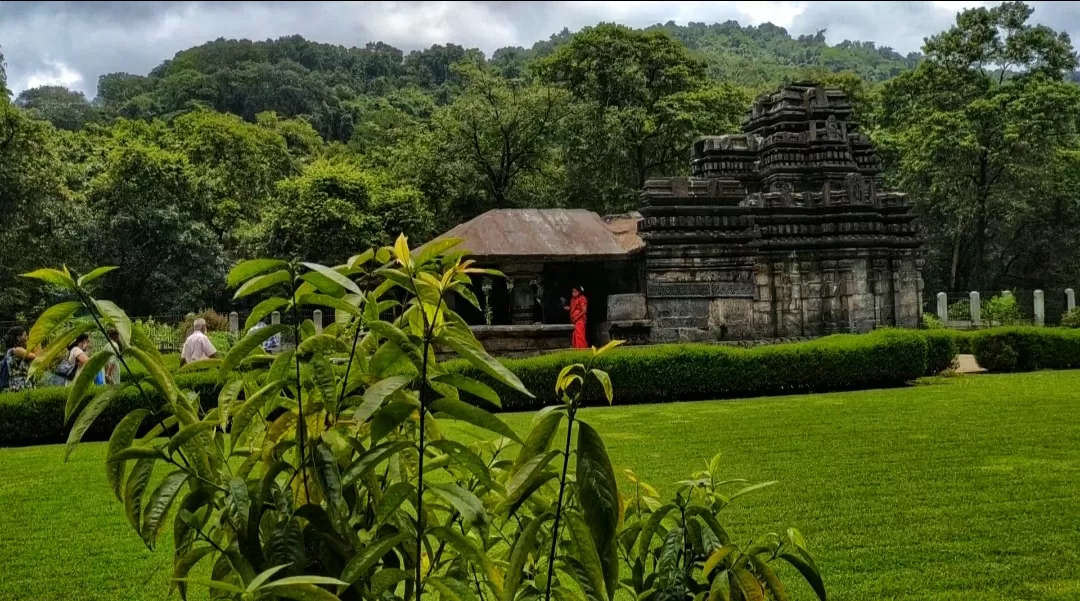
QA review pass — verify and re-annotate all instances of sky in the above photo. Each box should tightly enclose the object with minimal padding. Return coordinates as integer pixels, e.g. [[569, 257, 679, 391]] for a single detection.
[[1, 1, 1078, 97]]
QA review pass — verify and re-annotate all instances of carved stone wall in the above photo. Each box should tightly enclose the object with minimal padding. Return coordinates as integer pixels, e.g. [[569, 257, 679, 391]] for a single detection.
[[639, 82, 924, 341]]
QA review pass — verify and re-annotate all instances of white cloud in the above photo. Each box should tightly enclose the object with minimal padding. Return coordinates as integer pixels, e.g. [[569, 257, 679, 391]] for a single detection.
[[19, 59, 84, 92]]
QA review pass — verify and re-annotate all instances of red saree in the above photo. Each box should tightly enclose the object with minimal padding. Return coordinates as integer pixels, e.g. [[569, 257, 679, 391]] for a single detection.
[[570, 294, 588, 349]]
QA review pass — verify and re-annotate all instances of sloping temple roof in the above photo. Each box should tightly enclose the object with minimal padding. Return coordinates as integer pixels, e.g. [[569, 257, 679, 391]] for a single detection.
[[426, 209, 642, 262]]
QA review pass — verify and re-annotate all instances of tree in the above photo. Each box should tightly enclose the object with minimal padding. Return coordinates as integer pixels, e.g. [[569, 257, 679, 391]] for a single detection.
[[413, 64, 569, 224], [259, 158, 433, 264], [536, 25, 750, 212], [16, 85, 99, 131], [876, 1, 1080, 292], [0, 46, 8, 100]]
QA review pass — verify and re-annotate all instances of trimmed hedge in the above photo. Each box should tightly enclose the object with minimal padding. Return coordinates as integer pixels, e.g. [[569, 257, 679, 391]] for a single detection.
[[971, 327, 1080, 372], [1, 329, 954, 446], [0, 372, 219, 447], [450, 329, 930, 411]]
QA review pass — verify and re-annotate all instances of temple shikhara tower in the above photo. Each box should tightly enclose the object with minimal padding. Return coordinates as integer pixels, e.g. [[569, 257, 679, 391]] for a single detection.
[[426, 82, 926, 352], [638, 82, 924, 341]]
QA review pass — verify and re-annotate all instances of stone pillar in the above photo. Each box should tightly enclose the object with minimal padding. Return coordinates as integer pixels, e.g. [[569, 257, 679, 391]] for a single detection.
[[969, 292, 981, 328], [801, 259, 824, 336], [936, 292, 948, 324], [1002, 290, 1013, 300], [229, 311, 239, 336], [481, 278, 493, 326], [313, 309, 323, 333], [850, 256, 875, 333], [1067, 288, 1075, 313], [1034, 290, 1045, 326], [271, 311, 281, 326]]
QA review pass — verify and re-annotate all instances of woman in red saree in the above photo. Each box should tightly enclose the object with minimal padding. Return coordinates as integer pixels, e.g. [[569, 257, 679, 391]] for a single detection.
[[567, 286, 588, 349]]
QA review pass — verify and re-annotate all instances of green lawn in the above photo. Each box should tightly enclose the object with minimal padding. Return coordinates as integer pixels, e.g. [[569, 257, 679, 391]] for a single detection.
[[2, 372, 1079, 601]]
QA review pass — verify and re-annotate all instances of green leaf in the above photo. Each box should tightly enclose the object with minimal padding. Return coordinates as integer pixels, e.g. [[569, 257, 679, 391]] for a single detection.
[[65, 349, 116, 423], [685, 506, 731, 547], [94, 300, 132, 346], [417, 237, 463, 266], [77, 266, 119, 287], [246, 565, 291, 592], [504, 471, 557, 519], [431, 373, 501, 407], [637, 504, 678, 558], [301, 262, 363, 296], [748, 555, 790, 601], [590, 369, 614, 404], [779, 554, 827, 601], [709, 571, 732, 601], [576, 421, 620, 600], [106, 409, 151, 502], [65, 386, 123, 461], [377, 481, 416, 523], [230, 379, 288, 447], [565, 511, 607, 601], [227, 477, 251, 530], [704, 545, 738, 577], [109, 446, 166, 462], [427, 526, 503, 596], [511, 411, 563, 476], [228, 259, 290, 288], [219, 325, 288, 382], [124, 346, 180, 404], [244, 297, 291, 333], [339, 531, 411, 584], [430, 398, 522, 444], [27, 321, 93, 380], [234, 269, 291, 299], [141, 470, 189, 548], [729, 481, 777, 501], [341, 441, 412, 487], [21, 267, 76, 290], [297, 293, 361, 317], [502, 514, 549, 601], [313, 443, 348, 532], [428, 440, 492, 486], [173, 546, 215, 600], [308, 351, 339, 412], [356, 375, 414, 422], [503, 450, 559, 516], [348, 249, 375, 270], [428, 576, 474, 601], [124, 456, 157, 533], [370, 569, 410, 597], [371, 400, 417, 443], [260, 583, 343, 601], [168, 421, 220, 457], [440, 333, 532, 397], [260, 575, 350, 590], [367, 321, 424, 368], [26, 301, 81, 350], [428, 482, 489, 529], [729, 568, 765, 601], [177, 358, 221, 373]]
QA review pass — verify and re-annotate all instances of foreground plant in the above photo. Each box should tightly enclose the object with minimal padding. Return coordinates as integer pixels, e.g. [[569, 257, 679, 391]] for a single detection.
[[33, 235, 825, 601]]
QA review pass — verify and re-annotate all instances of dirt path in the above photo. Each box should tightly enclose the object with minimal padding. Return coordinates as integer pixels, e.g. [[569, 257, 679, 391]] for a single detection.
[[955, 354, 985, 373]]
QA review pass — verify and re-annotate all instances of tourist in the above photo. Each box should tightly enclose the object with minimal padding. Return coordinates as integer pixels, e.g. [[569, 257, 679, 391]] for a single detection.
[[179, 318, 219, 367], [565, 285, 588, 349], [104, 328, 122, 385], [1, 326, 37, 392], [49, 333, 91, 385]]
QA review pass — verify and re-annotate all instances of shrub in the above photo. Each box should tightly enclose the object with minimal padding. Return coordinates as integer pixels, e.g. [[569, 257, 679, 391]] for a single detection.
[[449, 329, 929, 411], [971, 327, 1080, 372], [920, 329, 959, 375], [922, 312, 944, 329], [0, 371, 218, 447], [174, 308, 229, 339], [982, 294, 1022, 326], [134, 317, 178, 352], [953, 329, 975, 354], [1062, 308, 1080, 328], [948, 299, 972, 321], [206, 330, 236, 353]]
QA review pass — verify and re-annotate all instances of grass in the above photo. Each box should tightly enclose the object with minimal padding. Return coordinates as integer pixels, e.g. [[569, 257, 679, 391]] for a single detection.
[[2, 371, 1080, 600]]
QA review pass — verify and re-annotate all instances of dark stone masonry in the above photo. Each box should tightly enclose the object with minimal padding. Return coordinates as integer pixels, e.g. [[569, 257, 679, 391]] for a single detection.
[[637, 82, 924, 342]]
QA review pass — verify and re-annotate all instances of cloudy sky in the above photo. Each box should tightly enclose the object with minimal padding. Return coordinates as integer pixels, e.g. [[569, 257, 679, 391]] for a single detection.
[[1, 1, 1078, 97]]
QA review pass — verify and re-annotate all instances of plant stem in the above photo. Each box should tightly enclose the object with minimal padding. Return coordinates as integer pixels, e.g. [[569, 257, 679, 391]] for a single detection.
[[415, 334, 431, 601], [544, 405, 576, 601], [290, 277, 309, 500], [337, 318, 364, 410]]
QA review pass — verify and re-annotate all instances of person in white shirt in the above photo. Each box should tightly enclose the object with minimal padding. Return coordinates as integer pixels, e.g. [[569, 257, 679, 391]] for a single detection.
[[179, 318, 219, 366]]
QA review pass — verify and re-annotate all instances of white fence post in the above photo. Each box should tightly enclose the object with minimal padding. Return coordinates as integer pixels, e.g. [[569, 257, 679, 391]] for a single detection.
[[313, 309, 323, 333], [970, 291, 981, 328], [936, 292, 948, 324], [229, 311, 239, 336], [1034, 290, 1045, 326]]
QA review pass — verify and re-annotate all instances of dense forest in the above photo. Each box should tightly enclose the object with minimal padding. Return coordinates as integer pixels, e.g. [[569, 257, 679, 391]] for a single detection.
[[3, 2, 1080, 321]]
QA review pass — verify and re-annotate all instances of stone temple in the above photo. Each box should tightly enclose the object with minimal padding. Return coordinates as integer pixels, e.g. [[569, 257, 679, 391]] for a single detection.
[[425, 82, 925, 353]]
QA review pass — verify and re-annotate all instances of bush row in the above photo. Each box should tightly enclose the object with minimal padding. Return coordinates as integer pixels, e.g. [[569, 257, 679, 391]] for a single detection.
[[450, 329, 933, 411], [0, 372, 219, 448], [970, 327, 1080, 372], [0, 329, 957, 446]]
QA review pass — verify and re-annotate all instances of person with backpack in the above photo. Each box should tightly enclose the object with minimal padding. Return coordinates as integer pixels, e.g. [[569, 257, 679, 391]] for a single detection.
[[1, 326, 37, 392], [47, 333, 91, 386]]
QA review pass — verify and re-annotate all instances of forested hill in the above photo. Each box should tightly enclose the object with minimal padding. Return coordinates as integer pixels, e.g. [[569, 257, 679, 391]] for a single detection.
[[28, 20, 920, 141]]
